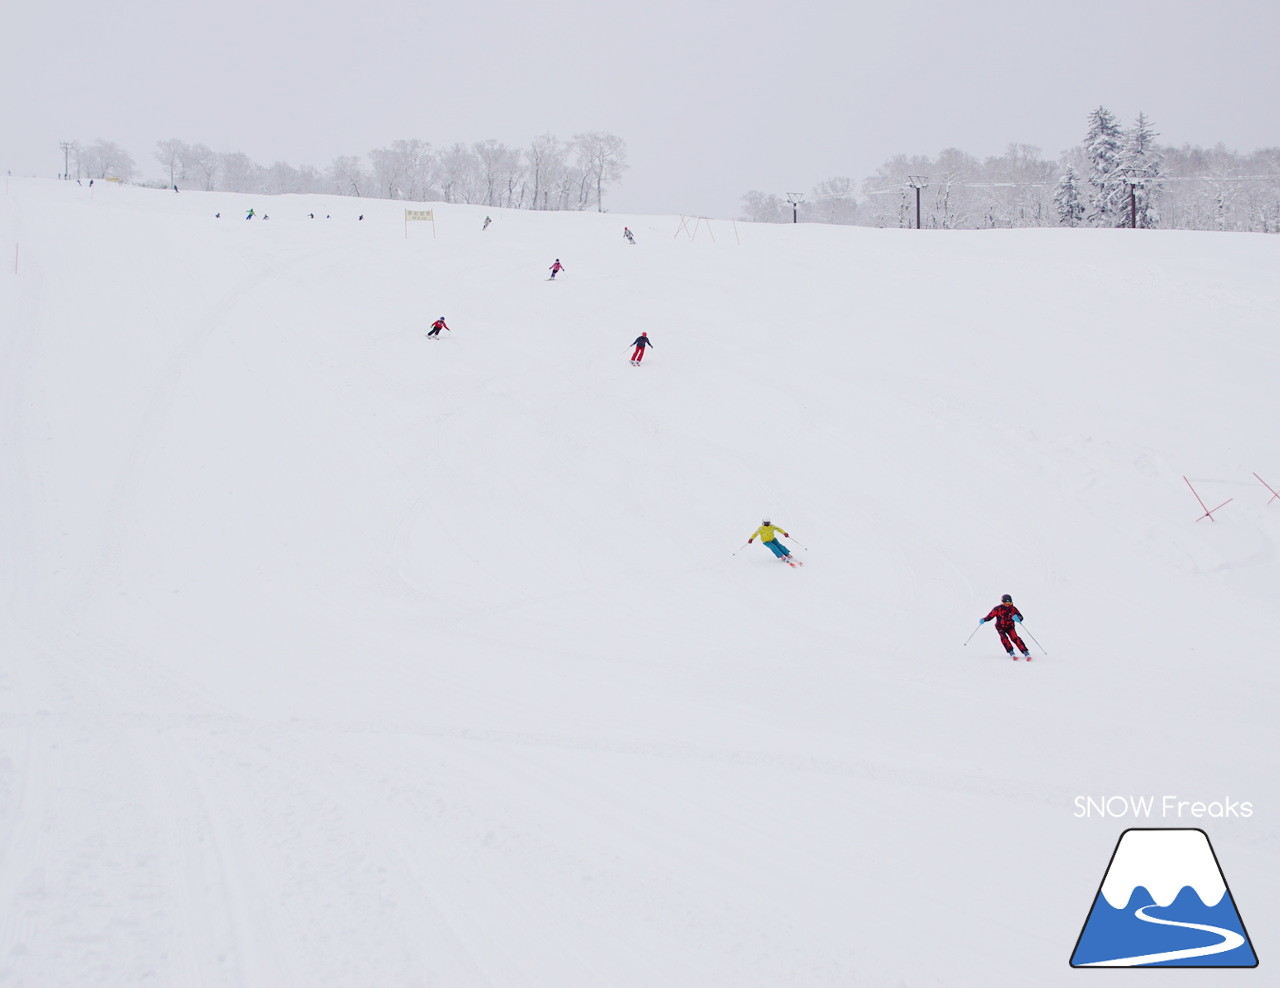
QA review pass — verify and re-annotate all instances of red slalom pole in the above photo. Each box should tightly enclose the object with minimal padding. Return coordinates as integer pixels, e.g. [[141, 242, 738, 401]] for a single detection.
[[1254, 473, 1280, 505], [1184, 476, 1231, 522]]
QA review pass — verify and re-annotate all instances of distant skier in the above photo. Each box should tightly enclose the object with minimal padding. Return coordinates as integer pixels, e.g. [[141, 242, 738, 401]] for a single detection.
[[245, 208, 255, 220], [427, 316, 450, 339], [979, 594, 1031, 660], [549, 259, 565, 280], [483, 215, 492, 230], [747, 519, 797, 563], [629, 332, 653, 365], [623, 227, 636, 244]]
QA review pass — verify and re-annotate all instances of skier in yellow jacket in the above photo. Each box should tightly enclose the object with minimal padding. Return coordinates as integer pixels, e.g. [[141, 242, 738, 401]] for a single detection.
[[748, 519, 795, 562]]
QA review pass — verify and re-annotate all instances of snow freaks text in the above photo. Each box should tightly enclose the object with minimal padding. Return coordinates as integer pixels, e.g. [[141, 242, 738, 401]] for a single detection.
[[1073, 796, 1253, 819]]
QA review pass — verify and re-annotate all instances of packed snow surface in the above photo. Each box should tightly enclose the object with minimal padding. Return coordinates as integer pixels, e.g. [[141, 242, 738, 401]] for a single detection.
[[2, 179, 1278, 985]]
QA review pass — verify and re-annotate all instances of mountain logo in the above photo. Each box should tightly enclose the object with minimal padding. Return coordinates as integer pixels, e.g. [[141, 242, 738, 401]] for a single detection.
[[1070, 828, 1258, 968]]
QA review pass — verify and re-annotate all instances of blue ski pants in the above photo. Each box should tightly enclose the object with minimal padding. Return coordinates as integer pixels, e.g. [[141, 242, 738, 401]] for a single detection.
[[763, 538, 790, 558]]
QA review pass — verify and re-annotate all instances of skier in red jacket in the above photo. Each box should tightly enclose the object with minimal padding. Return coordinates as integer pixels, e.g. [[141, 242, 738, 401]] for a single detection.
[[630, 332, 653, 365], [980, 594, 1031, 660], [549, 259, 565, 279], [427, 316, 449, 339]]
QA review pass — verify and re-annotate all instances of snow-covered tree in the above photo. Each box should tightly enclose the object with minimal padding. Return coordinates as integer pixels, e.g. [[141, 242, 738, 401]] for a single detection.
[[218, 151, 260, 193], [1084, 106, 1125, 226], [981, 144, 1055, 227], [473, 140, 524, 208], [264, 161, 311, 195], [809, 177, 859, 224], [155, 139, 188, 187], [180, 143, 219, 190], [740, 190, 788, 223], [528, 134, 568, 211], [561, 165, 596, 211], [438, 143, 481, 204], [328, 156, 367, 197], [1118, 112, 1163, 228], [80, 139, 136, 181], [929, 148, 980, 228], [1053, 165, 1085, 226], [742, 119, 1280, 233], [572, 132, 628, 212], [390, 140, 438, 202], [370, 140, 427, 200]]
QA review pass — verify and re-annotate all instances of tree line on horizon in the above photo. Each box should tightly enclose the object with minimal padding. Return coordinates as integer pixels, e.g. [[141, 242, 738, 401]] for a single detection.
[[56, 133, 629, 212], [742, 108, 1280, 234]]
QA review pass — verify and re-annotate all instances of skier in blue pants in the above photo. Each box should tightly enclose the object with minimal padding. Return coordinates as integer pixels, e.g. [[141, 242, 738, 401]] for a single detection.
[[748, 520, 793, 560]]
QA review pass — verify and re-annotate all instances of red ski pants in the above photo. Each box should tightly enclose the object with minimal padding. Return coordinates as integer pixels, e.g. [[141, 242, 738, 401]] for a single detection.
[[631, 346, 646, 362], [997, 625, 1027, 654]]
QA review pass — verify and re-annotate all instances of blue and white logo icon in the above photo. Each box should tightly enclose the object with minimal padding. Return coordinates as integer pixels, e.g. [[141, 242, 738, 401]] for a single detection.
[[1070, 828, 1257, 967], [1070, 824, 1259, 962]]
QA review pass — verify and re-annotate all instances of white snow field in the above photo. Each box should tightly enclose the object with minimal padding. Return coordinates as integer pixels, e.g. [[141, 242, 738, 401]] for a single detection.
[[2, 178, 1278, 986]]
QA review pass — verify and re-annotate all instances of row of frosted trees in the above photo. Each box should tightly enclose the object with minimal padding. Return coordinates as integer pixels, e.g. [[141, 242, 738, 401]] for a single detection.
[[742, 109, 1280, 233], [61, 133, 629, 211]]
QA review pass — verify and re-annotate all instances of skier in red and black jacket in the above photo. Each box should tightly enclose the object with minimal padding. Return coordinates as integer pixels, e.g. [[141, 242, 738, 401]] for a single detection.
[[629, 332, 653, 365], [980, 594, 1031, 660]]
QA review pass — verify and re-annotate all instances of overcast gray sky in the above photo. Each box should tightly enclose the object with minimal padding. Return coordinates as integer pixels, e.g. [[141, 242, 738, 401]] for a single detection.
[[3, 0, 1277, 217]]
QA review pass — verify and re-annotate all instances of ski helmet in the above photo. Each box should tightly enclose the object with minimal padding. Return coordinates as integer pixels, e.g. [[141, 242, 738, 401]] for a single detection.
[[762, 518, 771, 525], [1001, 594, 1013, 603]]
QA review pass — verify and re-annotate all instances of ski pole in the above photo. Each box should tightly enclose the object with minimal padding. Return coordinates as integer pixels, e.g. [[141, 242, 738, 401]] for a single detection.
[[731, 541, 752, 556], [1020, 625, 1048, 655], [963, 622, 983, 645], [786, 537, 809, 550]]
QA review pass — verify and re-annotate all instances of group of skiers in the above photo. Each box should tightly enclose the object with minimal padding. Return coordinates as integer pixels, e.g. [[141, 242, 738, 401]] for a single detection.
[[741, 522, 1033, 660], [239, 209, 344, 220], [432, 236, 653, 361], [421, 222, 1037, 661]]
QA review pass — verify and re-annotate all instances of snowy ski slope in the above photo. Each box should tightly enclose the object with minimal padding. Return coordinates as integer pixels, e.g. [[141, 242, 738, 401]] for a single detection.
[[1, 178, 1278, 985]]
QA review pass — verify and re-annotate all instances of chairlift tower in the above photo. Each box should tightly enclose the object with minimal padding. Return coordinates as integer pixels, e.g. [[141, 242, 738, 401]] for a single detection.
[[1121, 172, 1145, 228], [906, 175, 929, 229], [785, 192, 805, 224]]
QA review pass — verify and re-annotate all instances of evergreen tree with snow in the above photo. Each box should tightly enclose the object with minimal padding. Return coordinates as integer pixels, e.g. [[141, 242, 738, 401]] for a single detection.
[[1118, 112, 1164, 228], [1053, 165, 1085, 227], [1084, 106, 1125, 227]]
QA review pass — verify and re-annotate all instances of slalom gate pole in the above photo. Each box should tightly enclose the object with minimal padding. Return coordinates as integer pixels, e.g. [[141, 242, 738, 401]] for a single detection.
[[963, 623, 983, 646], [1021, 625, 1047, 654]]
